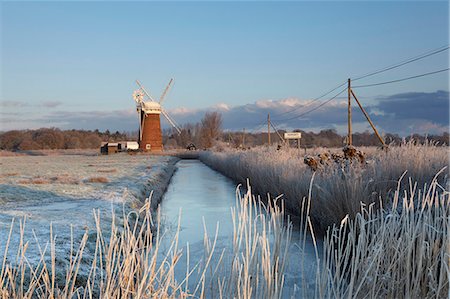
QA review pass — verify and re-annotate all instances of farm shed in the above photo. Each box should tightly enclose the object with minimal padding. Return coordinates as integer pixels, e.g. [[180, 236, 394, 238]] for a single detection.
[[100, 142, 120, 155], [120, 141, 139, 151]]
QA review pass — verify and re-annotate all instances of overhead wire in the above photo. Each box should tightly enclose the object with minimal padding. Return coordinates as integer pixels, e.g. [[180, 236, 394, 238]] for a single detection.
[[272, 45, 448, 119], [245, 44, 449, 132], [273, 87, 347, 122], [352, 45, 449, 81], [273, 81, 347, 117], [352, 68, 449, 88], [249, 122, 267, 133]]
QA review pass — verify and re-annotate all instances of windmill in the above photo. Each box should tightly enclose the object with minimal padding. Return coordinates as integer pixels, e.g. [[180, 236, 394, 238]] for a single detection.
[[132, 79, 182, 152]]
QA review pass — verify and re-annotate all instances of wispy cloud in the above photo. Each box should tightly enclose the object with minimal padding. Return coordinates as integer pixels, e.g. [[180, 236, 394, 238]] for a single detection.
[[1, 100, 63, 109], [169, 91, 449, 136], [0, 100, 28, 108], [41, 101, 63, 108], [0, 91, 448, 136]]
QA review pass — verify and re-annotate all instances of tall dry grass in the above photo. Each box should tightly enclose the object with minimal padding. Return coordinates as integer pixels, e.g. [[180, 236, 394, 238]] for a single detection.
[[0, 174, 448, 297], [0, 185, 291, 298], [312, 170, 450, 298], [200, 141, 449, 234]]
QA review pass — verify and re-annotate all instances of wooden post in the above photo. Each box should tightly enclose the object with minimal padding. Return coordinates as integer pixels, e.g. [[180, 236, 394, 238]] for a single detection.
[[242, 128, 246, 148], [270, 121, 285, 144], [297, 138, 300, 151], [347, 78, 352, 146], [267, 113, 271, 146], [350, 89, 386, 147]]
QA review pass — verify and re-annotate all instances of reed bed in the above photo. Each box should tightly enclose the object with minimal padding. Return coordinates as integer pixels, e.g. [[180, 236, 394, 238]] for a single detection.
[[0, 185, 292, 298], [0, 176, 448, 298], [313, 170, 450, 298], [199, 141, 449, 234]]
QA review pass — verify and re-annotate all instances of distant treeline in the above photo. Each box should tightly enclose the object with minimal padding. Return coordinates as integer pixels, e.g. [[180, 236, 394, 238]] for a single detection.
[[165, 126, 448, 149], [219, 129, 449, 148], [0, 126, 448, 152], [0, 128, 136, 151]]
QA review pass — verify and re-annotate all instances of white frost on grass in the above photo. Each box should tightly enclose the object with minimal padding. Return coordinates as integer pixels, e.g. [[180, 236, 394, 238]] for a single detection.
[[0, 154, 177, 267]]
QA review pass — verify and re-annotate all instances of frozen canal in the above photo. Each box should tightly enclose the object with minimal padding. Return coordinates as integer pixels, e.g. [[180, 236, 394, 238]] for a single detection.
[[0, 155, 319, 297], [159, 159, 320, 298], [160, 159, 237, 246]]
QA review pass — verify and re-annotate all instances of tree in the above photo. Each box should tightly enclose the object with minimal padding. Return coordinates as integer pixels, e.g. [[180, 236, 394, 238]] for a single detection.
[[33, 128, 65, 149], [0, 131, 24, 150], [199, 112, 223, 148]]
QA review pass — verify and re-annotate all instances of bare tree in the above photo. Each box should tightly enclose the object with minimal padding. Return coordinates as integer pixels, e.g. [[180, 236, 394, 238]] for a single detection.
[[199, 112, 223, 148]]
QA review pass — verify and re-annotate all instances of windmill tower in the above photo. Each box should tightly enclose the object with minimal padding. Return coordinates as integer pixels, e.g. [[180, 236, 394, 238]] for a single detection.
[[132, 79, 181, 152]]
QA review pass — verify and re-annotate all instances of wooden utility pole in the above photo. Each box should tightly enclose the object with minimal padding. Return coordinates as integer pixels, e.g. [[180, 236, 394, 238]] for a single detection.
[[347, 78, 352, 146], [242, 128, 246, 148], [267, 113, 271, 146], [351, 89, 386, 147], [270, 121, 285, 144]]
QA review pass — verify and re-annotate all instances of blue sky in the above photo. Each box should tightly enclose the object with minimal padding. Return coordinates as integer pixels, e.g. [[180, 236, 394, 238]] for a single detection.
[[0, 1, 449, 135]]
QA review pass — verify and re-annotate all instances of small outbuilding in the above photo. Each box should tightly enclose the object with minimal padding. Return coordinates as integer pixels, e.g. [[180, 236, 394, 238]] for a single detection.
[[100, 142, 120, 155], [186, 143, 197, 151], [120, 141, 139, 151]]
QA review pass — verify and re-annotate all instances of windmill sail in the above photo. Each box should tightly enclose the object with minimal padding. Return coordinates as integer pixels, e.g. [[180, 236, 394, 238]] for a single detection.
[[159, 78, 174, 105], [136, 80, 156, 102], [161, 109, 182, 135], [133, 89, 146, 142]]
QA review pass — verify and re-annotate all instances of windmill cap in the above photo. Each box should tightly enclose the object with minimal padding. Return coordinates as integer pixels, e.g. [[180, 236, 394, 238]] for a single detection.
[[143, 101, 162, 114]]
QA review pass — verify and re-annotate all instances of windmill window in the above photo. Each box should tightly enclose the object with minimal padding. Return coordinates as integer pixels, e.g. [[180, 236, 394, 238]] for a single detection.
[[146, 144, 151, 150]]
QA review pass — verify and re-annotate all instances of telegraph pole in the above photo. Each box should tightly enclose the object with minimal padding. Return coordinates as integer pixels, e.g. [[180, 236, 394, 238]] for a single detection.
[[267, 113, 271, 146], [351, 89, 386, 147], [347, 78, 352, 146]]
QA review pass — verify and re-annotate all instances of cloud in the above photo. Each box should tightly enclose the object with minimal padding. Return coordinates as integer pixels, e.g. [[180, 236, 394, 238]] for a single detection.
[[169, 97, 367, 132], [0, 109, 138, 132], [0, 100, 27, 108], [0, 91, 448, 136], [373, 90, 449, 124], [0, 100, 63, 109], [41, 109, 138, 131], [41, 101, 62, 108], [169, 91, 449, 136]]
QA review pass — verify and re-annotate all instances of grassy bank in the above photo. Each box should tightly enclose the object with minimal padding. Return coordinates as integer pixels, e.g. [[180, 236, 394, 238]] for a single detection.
[[1, 176, 448, 298], [199, 141, 449, 234], [0, 185, 291, 298]]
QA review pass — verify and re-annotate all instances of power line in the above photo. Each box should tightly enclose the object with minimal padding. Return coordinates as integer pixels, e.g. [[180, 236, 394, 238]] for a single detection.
[[272, 45, 448, 119], [243, 45, 449, 131], [274, 87, 347, 122], [352, 68, 449, 88], [274, 81, 347, 117], [249, 122, 267, 133], [352, 45, 449, 81]]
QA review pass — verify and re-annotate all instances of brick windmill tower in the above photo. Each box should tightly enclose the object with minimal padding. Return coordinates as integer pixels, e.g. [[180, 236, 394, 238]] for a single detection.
[[132, 79, 181, 152]]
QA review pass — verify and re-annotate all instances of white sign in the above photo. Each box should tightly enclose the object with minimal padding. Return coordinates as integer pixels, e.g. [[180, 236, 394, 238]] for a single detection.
[[284, 132, 302, 139]]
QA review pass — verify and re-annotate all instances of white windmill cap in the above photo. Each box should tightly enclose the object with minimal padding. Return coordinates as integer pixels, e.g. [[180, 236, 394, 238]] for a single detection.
[[143, 101, 162, 114]]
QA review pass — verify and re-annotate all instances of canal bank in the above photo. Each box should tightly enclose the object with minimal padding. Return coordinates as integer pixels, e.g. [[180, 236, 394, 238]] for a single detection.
[[158, 158, 320, 298]]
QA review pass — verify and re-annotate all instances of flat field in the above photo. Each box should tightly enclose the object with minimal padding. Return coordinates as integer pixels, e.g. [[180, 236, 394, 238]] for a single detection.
[[0, 154, 176, 264]]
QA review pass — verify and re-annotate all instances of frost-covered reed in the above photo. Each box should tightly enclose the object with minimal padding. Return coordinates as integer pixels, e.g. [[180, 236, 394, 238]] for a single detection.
[[314, 170, 449, 298], [1, 148, 448, 297], [200, 141, 449, 234], [0, 185, 291, 298]]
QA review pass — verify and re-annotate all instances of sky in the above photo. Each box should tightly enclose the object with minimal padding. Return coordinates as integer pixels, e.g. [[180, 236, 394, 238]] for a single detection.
[[1, 1, 449, 136]]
